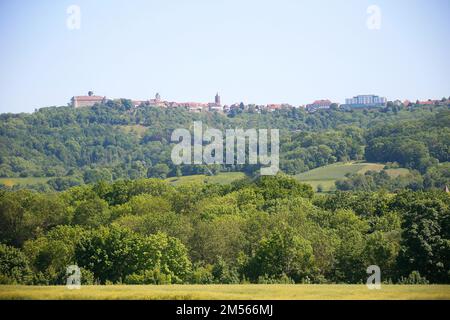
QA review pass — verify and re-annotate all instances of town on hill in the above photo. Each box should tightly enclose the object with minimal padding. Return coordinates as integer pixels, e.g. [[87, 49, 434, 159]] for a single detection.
[[71, 91, 450, 114]]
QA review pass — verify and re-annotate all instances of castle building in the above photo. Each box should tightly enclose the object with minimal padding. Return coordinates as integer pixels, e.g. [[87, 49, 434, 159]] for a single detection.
[[71, 91, 106, 108], [306, 99, 333, 112]]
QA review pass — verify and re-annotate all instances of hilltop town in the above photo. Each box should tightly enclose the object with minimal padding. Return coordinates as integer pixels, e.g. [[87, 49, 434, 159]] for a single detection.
[[71, 91, 450, 114]]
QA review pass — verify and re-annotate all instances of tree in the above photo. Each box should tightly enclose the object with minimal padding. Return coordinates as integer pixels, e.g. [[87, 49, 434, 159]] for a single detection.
[[0, 243, 32, 284], [72, 197, 111, 227], [327, 209, 369, 283], [246, 227, 315, 282], [23, 225, 87, 284], [363, 231, 400, 281], [255, 175, 314, 201], [397, 197, 450, 283], [75, 225, 191, 283], [142, 232, 192, 283], [75, 225, 144, 283]]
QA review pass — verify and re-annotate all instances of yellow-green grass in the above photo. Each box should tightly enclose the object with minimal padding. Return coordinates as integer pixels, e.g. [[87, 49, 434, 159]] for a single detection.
[[299, 180, 336, 192], [0, 285, 449, 300], [295, 162, 410, 192], [0, 177, 50, 187], [166, 172, 247, 186], [384, 168, 411, 177]]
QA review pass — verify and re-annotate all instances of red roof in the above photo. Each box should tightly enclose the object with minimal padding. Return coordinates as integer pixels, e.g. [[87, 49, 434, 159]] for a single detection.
[[312, 99, 332, 105], [73, 96, 105, 101]]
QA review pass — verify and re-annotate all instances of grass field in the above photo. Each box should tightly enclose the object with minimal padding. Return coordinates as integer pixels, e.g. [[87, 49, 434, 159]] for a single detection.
[[0, 163, 410, 190], [294, 162, 409, 192], [166, 172, 247, 185], [0, 177, 50, 187], [0, 285, 449, 300]]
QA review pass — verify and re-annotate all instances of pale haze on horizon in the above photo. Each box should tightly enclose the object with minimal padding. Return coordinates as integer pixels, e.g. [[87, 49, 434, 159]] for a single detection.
[[0, 0, 449, 113]]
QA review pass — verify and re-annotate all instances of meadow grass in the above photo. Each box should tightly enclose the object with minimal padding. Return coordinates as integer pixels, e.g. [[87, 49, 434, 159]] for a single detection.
[[166, 172, 246, 186], [0, 177, 50, 187], [294, 162, 410, 192], [0, 285, 449, 300]]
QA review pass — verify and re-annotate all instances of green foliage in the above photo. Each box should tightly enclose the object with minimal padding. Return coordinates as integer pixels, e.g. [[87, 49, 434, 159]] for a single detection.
[[189, 264, 214, 284], [23, 225, 87, 284], [246, 227, 315, 282], [365, 110, 450, 173], [212, 256, 240, 284], [73, 197, 111, 227], [0, 243, 32, 284], [398, 271, 429, 285], [2, 102, 447, 191], [75, 225, 191, 284], [0, 175, 449, 284], [124, 269, 173, 285], [396, 195, 450, 283]]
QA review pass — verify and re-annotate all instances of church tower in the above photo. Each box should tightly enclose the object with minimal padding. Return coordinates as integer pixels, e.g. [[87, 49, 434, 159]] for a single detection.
[[215, 92, 221, 106]]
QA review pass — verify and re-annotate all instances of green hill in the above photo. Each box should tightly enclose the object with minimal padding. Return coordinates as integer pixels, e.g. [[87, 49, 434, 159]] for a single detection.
[[294, 162, 409, 192]]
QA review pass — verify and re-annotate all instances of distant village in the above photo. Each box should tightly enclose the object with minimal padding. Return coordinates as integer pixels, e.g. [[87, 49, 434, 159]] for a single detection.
[[71, 91, 450, 114]]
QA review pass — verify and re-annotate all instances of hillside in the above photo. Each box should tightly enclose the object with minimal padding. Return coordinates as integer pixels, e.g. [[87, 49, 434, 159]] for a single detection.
[[0, 102, 448, 191], [294, 162, 410, 192]]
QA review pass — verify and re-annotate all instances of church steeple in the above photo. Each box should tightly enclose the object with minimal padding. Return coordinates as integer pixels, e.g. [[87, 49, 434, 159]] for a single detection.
[[215, 92, 221, 106]]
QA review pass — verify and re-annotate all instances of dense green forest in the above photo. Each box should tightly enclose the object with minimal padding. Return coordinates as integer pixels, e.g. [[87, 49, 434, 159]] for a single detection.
[[1, 176, 449, 284], [0, 100, 449, 191]]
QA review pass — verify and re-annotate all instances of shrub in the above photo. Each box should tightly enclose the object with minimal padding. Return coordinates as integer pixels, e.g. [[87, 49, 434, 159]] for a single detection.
[[0, 243, 32, 284], [124, 269, 172, 285], [189, 265, 214, 284], [398, 271, 429, 285]]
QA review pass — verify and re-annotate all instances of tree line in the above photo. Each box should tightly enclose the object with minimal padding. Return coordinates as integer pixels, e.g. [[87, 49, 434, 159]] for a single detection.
[[1, 175, 448, 285]]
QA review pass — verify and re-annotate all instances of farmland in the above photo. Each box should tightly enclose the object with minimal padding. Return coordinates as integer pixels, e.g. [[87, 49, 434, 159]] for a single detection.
[[0, 285, 449, 300]]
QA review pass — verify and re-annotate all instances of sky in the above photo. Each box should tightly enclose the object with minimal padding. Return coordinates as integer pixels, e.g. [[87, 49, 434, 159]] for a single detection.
[[0, 0, 449, 113]]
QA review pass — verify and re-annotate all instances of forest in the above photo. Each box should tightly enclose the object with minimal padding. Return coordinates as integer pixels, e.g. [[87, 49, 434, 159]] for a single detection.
[[1, 175, 449, 285], [0, 100, 449, 192]]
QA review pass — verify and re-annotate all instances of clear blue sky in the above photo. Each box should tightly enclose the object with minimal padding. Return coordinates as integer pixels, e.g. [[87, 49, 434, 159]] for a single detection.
[[1, 0, 449, 113]]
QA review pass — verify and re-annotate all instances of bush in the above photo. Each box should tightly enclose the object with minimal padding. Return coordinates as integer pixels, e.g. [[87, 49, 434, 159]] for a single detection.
[[124, 269, 172, 285], [398, 271, 429, 285], [189, 265, 214, 284], [257, 273, 295, 284], [0, 243, 32, 284], [80, 267, 95, 285], [212, 257, 240, 284]]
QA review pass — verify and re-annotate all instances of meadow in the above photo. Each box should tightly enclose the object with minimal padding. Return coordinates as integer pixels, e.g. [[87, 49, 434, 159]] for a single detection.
[[0, 177, 50, 187], [294, 162, 409, 192], [165, 172, 247, 185], [165, 161, 407, 192], [0, 285, 449, 300], [0, 162, 410, 191]]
